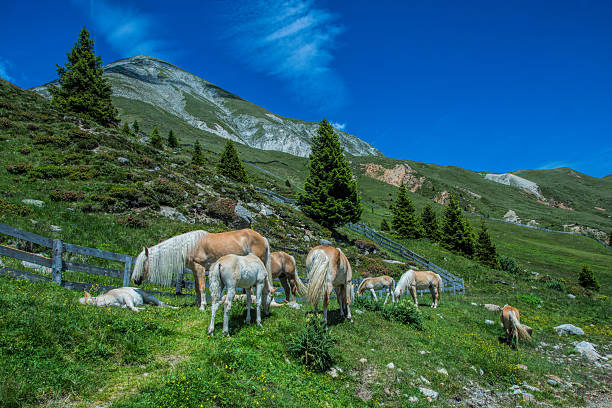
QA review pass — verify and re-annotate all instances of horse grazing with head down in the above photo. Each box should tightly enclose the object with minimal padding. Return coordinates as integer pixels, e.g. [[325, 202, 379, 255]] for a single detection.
[[357, 275, 395, 305], [208, 253, 272, 336], [271, 251, 307, 302], [131, 229, 271, 310], [306, 245, 353, 326], [500, 304, 532, 347], [394, 269, 443, 308]]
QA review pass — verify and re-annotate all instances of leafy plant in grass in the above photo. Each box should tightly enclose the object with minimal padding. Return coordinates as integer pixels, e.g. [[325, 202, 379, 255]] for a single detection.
[[287, 317, 336, 372], [352, 294, 383, 312], [499, 255, 521, 274], [578, 265, 600, 292], [380, 298, 423, 329], [517, 294, 542, 306]]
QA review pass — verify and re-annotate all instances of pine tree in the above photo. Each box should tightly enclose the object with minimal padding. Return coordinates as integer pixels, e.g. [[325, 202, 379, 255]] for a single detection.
[[150, 126, 163, 149], [192, 140, 204, 165], [391, 183, 423, 239], [578, 265, 600, 292], [420, 203, 440, 241], [49, 27, 118, 127], [121, 122, 131, 136], [298, 119, 361, 230], [132, 120, 140, 134], [167, 129, 178, 148], [380, 218, 391, 232], [475, 220, 500, 268], [608, 231, 612, 246], [441, 193, 475, 256], [218, 139, 248, 182]]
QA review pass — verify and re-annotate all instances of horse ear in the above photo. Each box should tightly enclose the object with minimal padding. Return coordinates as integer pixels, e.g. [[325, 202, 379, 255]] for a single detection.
[[84, 291, 91, 298]]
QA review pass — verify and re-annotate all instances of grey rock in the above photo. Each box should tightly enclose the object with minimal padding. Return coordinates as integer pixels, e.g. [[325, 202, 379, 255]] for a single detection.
[[409, 396, 418, 403], [328, 367, 339, 378], [471, 302, 478, 306], [320, 239, 333, 246], [259, 204, 275, 216], [419, 376, 430, 385], [554, 324, 584, 336], [246, 202, 260, 211], [354, 309, 364, 315], [359, 358, 367, 364], [22, 199, 45, 207], [484, 303, 501, 312], [117, 157, 129, 164], [138, 137, 150, 143], [386, 362, 395, 370], [574, 341, 602, 362], [49, 225, 62, 232], [419, 387, 438, 399], [437, 368, 448, 376], [522, 383, 540, 392], [160, 206, 188, 223], [382, 259, 405, 264], [303, 235, 310, 242], [234, 205, 254, 228], [485, 319, 495, 325], [566, 293, 576, 299]]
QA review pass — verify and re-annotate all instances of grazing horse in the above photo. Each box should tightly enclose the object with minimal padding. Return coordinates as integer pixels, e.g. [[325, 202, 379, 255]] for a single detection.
[[500, 304, 532, 347], [207, 254, 272, 336], [271, 251, 307, 302], [131, 229, 271, 310], [357, 275, 395, 305], [306, 245, 353, 325], [394, 269, 444, 308]]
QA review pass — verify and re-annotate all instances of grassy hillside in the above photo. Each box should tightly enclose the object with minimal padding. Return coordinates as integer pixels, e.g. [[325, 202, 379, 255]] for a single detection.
[[1, 78, 611, 407]]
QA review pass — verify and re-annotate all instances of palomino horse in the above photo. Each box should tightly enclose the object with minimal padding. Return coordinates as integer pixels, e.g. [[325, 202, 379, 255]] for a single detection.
[[357, 275, 395, 305], [394, 269, 443, 308], [271, 251, 307, 302], [306, 245, 353, 325], [500, 304, 532, 347], [131, 229, 271, 310], [208, 253, 272, 336]]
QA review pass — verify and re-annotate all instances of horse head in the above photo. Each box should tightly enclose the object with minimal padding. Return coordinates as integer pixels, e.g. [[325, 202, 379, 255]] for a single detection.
[[79, 290, 94, 305], [133, 247, 151, 285]]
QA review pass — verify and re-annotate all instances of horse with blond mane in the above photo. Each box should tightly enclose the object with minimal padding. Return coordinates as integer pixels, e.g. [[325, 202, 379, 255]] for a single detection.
[[500, 304, 532, 347], [356, 275, 395, 305], [394, 269, 443, 308], [131, 229, 271, 310], [271, 251, 307, 302], [208, 253, 272, 336], [306, 245, 353, 325]]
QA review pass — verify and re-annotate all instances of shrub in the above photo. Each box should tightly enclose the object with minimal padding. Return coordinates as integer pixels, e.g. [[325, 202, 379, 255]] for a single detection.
[[287, 317, 336, 373], [31, 133, 70, 147], [355, 238, 378, 254], [206, 197, 238, 222], [49, 190, 84, 202], [0, 117, 12, 127], [0, 198, 32, 216], [380, 298, 423, 329], [517, 294, 542, 306], [352, 295, 383, 312], [499, 255, 521, 274], [5, 162, 32, 175], [578, 265, 600, 292], [117, 214, 148, 229]]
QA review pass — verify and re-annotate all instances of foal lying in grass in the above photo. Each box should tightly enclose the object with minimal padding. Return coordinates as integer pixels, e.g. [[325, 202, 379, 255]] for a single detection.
[[79, 287, 178, 312]]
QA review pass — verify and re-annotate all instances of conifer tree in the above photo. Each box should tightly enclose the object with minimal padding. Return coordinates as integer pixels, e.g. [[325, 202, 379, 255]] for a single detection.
[[167, 129, 179, 148], [475, 220, 500, 268], [578, 265, 600, 292], [150, 126, 163, 149], [298, 119, 361, 230], [391, 183, 423, 239], [218, 139, 248, 182], [121, 122, 131, 136], [132, 120, 140, 134], [380, 218, 391, 232], [192, 140, 204, 165], [440, 193, 475, 256], [420, 203, 440, 241], [49, 27, 118, 127]]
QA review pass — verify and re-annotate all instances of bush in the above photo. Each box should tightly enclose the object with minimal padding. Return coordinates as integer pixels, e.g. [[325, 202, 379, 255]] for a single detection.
[[0, 198, 32, 216], [5, 162, 32, 175], [287, 317, 336, 373], [355, 238, 378, 254], [499, 255, 521, 274], [517, 294, 542, 306], [352, 295, 383, 312], [117, 214, 148, 229], [206, 197, 238, 222], [49, 190, 84, 202], [578, 265, 600, 292], [381, 298, 423, 329]]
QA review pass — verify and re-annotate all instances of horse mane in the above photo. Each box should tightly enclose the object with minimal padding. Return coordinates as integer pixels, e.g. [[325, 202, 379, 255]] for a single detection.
[[396, 269, 415, 290], [132, 230, 208, 286], [357, 278, 370, 294]]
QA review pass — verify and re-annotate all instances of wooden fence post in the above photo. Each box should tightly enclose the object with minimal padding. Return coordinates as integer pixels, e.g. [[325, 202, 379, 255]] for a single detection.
[[51, 239, 63, 285], [123, 257, 133, 287]]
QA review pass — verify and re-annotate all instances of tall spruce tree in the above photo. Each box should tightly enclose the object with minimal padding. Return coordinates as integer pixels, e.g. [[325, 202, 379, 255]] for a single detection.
[[121, 122, 131, 136], [132, 120, 140, 134], [380, 218, 391, 232], [150, 127, 163, 149], [167, 129, 179, 148], [441, 193, 475, 256], [475, 220, 500, 268], [218, 139, 248, 182], [298, 119, 361, 230], [49, 27, 118, 127], [420, 203, 440, 241], [192, 140, 204, 165], [391, 183, 423, 239]]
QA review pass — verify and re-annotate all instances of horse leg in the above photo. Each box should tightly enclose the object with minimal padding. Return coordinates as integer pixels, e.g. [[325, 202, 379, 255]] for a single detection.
[[279, 275, 291, 303], [336, 287, 345, 319], [193, 263, 208, 310], [207, 297, 223, 335], [255, 281, 264, 327], [411, 287, 418, 307], [383, 288, 390, 305], [222, 288, 236, 336], [245, 286, 252, 323], [369, 288, 377, 301], [430, 286, 436, 308], [323, 290, 330, 326]]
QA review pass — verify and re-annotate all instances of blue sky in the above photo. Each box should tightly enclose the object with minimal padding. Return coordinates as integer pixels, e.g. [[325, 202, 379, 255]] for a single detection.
[[2, 0, 611, 177]]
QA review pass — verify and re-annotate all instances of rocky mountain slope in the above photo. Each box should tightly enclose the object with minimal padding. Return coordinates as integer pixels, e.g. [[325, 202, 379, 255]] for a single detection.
[[31, 55, 380, 158]]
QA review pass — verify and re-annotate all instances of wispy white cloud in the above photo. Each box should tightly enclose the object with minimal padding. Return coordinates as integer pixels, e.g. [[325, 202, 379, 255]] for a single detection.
[[537, 160, 576, 170], [224, 0, 346, 110], [72, 0, 171, 58], [0, 58, 15, 82], [331, 122, 346, 131]]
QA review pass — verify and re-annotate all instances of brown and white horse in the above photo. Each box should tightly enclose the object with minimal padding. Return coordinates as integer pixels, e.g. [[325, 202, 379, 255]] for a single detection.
[[132, 229, 271, 310], [394, 269, 443, 308], [356, 275, 395, 305], [500, 304, 532, 347], [271, 251, 307, 302], [305, 245, 353, 325]]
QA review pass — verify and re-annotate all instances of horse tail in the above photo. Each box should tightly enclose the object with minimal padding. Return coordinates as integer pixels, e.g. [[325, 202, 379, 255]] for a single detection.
[[306, 249, 330, 306], [263, 237, 273, 289], [209, 261, 223, 302], [509, 311, 531, 341], [291, 255, 308, 297], [344, 253, 353, 305], [437, 274, 444, 298]]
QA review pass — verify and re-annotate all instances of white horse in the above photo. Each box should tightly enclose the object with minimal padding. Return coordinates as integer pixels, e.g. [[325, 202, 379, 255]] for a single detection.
[[356, 275, 395, 305], [207, 253, 272, 336], [394, 269, 444, 308]]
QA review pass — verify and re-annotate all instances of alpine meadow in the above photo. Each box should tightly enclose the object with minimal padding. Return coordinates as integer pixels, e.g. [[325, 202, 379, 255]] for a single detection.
[[1, 6, 611, 408]]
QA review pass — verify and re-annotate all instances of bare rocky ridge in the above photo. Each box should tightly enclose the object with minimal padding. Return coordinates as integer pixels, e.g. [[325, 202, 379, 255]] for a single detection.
[[484, 173, 543, 198], [361, 163, 425, 191], [31, 55, 381, 158]]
